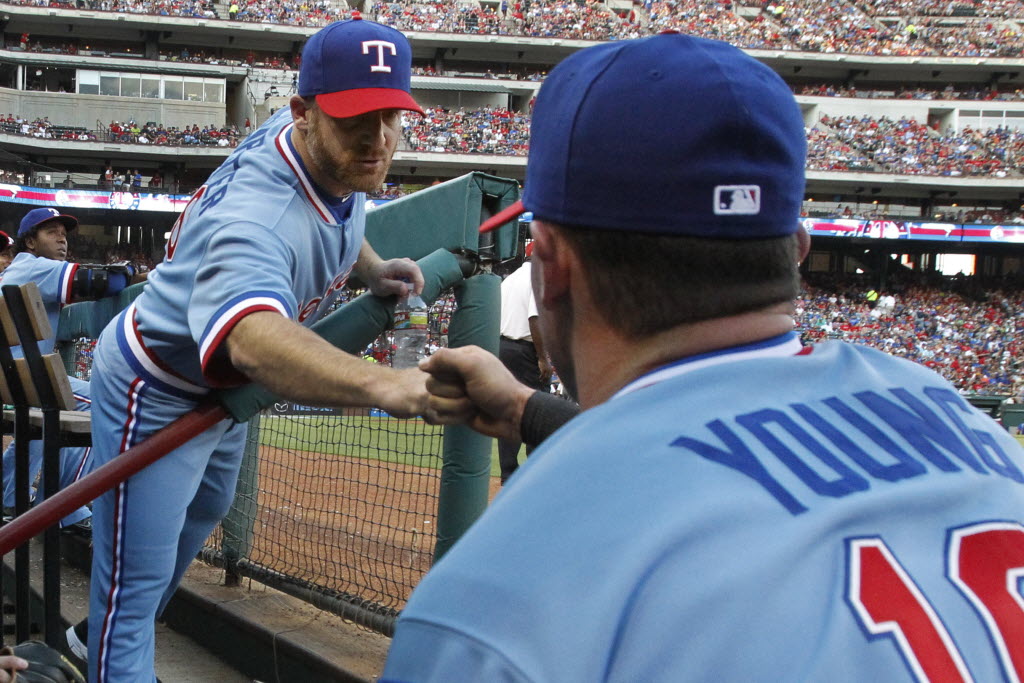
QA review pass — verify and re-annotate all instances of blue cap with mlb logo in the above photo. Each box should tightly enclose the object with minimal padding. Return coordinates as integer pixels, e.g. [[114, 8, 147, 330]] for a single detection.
[[18, 207, 78, 238], [298, 16, 423, 119], [479, 33, 805, 237]]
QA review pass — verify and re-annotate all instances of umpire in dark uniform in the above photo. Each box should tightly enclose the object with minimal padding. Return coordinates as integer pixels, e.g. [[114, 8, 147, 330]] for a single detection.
[[498, 242, 552, 483]]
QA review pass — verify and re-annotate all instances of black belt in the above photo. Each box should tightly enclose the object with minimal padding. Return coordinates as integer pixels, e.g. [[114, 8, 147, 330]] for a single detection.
[[501, 336, 533, 346]]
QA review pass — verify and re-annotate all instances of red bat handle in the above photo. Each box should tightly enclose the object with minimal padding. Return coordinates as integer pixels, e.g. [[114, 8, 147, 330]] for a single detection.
[[0, 402, 227, 555]]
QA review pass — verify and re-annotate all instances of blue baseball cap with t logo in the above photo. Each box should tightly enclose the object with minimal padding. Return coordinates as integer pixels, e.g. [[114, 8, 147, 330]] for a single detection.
[[298, 17, 423, 119], [18, 207, 78, 238]]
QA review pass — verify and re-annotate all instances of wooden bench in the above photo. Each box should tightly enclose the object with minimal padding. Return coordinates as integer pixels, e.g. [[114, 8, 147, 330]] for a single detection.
[[0, 282, 91, 646]]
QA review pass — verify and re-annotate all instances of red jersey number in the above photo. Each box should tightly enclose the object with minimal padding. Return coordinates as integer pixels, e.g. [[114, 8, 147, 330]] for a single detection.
[[165, 186, 206, 263], [849, 524, 1024, 683]]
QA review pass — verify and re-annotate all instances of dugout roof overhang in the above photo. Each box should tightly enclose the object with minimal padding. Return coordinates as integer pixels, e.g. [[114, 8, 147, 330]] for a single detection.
[[411, 79, 512, 94]]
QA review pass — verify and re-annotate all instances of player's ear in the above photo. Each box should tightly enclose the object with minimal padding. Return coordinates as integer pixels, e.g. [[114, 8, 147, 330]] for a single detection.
[[796, 223, 811, 264], [290, 95, 312, 132], [529, 220, 572, 308]]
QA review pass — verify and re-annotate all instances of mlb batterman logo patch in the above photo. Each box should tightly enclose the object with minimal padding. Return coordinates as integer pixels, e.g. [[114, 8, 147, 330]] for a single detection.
[[714, 185, 761, 215]]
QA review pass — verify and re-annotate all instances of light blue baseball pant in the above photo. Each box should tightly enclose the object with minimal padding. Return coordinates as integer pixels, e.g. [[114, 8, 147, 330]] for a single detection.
[[87, 309, 246, 683]]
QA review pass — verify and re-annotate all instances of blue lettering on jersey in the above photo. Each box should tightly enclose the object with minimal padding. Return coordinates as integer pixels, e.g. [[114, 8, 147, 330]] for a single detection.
[[234, 126, 269, 154], [672, 419, 809, 515], [857, 388, 985, 474], [819, 396, 927, 481], [199, 165, 238, 214], [738, 408, 871, 498], [925, 386, 1024, 482], [198, 128, 270, 215], [672, 386, 1024, 515]]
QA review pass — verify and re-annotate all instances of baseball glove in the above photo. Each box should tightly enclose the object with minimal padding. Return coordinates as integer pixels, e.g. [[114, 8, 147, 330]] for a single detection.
[[0, 640, 85, 683]]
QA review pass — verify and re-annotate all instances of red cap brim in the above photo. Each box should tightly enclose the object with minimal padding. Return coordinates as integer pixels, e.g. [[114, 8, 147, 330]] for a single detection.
[[316, 88, 424, 119], [478, 200, 525, 234]]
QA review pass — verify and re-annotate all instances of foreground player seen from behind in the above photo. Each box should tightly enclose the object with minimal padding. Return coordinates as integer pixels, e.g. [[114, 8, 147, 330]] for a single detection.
[[85, 18, 428, 683], [388, 33, 1024, 682]]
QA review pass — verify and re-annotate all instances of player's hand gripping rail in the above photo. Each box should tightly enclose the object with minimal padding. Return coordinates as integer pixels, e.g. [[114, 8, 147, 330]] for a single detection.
[[0, 249, 468, 554]]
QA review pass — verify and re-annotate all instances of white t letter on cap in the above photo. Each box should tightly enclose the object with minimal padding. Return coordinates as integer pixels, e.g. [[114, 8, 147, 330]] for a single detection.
[[362, 40, 397, 73]]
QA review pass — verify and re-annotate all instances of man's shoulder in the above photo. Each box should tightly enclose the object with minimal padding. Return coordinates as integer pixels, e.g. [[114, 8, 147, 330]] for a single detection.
[[2, 252, 62, 283]]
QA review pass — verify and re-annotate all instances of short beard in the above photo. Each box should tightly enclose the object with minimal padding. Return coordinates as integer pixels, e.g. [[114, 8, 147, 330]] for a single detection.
[[305, 115, 390, 194]]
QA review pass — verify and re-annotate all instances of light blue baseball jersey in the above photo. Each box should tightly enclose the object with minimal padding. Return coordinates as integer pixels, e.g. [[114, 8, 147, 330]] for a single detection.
[[383, 333, 1024, 683], [0, 250, 91, 526], [126, 106, 364, 393], [87, 106, 370, 683], [0, 251, 77, 354]]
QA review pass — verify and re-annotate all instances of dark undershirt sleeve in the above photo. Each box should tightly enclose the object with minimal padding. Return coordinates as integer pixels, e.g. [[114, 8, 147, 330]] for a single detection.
[[520, 390, 581, 447]]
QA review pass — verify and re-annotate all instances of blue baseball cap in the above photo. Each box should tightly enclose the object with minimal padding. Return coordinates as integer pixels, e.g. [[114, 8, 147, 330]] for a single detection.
[[298, 17, 423, 119], [479, 33, 806, 238], [18, 207, 78, 238]]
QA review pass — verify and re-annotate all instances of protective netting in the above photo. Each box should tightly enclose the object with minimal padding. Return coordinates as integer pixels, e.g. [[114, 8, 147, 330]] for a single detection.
[[231, 410, 444, 611], [208, 287, 460, 627]]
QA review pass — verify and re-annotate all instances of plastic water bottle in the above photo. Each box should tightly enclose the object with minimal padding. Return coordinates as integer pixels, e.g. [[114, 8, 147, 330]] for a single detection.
[[392, 292, 428, 369]]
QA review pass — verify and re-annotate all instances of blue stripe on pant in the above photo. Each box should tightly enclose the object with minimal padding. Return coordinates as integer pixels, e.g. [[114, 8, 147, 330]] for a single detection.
[[87, 323, 245, 683]]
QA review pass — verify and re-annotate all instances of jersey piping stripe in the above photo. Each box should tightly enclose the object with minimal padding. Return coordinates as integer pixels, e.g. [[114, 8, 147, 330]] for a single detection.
[[99, 376, 147, 681], [198, 294, 290, 373], [116, 306, 208, 399], [613, 332, 807, 399], [128, 305, 201, 388], [96, 417, 134, 683], [60, 262, 77, 305], [72, 447, 90, 481], [275, 124, 336, 225], [97, 479, 125, 682], [98, 373, 136, 683]]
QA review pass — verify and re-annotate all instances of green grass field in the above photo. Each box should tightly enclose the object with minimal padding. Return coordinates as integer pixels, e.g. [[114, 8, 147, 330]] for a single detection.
[[258, 415, 1024, 480], [257, 414, 517, 478]]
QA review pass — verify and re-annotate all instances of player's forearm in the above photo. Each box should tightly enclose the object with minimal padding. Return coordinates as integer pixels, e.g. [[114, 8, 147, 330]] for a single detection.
[[353, 238, 382, 285], [225, 311, 387, 408]]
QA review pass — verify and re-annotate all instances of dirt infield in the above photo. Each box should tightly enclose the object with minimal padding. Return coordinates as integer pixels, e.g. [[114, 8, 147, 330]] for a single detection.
[[213, 444, 501, 614]]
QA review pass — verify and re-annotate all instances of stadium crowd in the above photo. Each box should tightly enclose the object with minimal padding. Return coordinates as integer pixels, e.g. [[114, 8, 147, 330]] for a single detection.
[[0, 115, 241, 148], [401, 106, 530, 155], [797, 83, 1024, 101], [3, 108, 1021, 178], [228, 0, 346, 26], [104, 120, 242, 147], [862, 0, 1024, 19], [7, 0, 1024, 57], [797, 273, 1024, 399], [807, 114, 1022, 177], [400, 108, 1024, 177]]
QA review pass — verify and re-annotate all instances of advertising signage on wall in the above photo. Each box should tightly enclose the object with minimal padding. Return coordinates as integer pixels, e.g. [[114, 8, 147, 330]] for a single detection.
[[0, 184, 194, 212], [0, 183, 1019, 245], [959, 224, 1024, 243], [0, 185, 398, 214], [802, 219, 1024, 244], [265, 402, 346, 417]]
